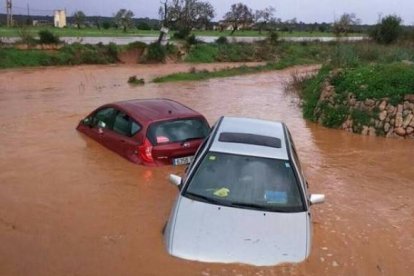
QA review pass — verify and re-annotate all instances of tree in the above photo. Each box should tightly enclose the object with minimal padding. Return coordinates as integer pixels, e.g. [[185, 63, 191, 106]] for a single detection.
[[114, 9, 135, 32], [255, 6, 275, 34], [157, 0, 169, 44], [164, 0, 215, 31], [370, 15, 402, 44], [158, 0, 169, 27], [333, 13, 360, 37], [224, 3, 254, 35], [73, 11, 86, 30]]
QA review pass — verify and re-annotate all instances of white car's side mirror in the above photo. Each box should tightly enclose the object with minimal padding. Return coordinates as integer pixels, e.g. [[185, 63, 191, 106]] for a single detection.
[[169, 174, 182, 187], [309, 194, 325, 205]]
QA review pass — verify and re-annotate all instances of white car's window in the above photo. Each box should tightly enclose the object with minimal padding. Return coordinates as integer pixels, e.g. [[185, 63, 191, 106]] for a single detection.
[[184, 152, 305, 212]]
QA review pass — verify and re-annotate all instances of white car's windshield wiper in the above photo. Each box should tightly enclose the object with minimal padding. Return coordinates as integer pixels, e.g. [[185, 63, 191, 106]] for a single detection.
[[185, 192, 223, 205], [229, 202, 265, 209], [228, 202, 293, 212]]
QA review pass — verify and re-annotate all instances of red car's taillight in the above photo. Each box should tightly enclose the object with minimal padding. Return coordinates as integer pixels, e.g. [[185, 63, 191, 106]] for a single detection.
[[138, 138, 154, 163]]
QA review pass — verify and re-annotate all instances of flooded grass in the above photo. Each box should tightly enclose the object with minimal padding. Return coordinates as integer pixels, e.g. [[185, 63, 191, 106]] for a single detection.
[[152, 62, 294, 83], [153, 54, 322, 83]]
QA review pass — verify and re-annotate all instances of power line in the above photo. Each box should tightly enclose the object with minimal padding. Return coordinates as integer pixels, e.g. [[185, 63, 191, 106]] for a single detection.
[[13, 5, 55, 13]]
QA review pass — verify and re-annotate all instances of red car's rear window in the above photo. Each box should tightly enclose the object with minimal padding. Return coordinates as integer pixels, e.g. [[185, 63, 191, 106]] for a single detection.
[[147, 118, 209, 145]]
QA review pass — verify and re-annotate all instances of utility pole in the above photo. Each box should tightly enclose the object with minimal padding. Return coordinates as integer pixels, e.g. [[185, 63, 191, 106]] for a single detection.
[[6, 0, 13, 27]]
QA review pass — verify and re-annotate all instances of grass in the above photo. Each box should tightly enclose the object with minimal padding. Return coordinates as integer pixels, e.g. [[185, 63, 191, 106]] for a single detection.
[[153, 40, 334, 83], [0, 26, 363, 38], [153, 62, 305, 83], [185, 43, 258, 63], [192, 30, 364, 37], [0, 40, 182, 69], [299, 61, 414, 129], [0, 48, 58, 68], [300, 66, 332, 121], [185, 41, 334, 64], [153, 65, 266, 83], [0, 27, 159, 37], [331, 63, 414, 102], [0, 43, 119, 68]]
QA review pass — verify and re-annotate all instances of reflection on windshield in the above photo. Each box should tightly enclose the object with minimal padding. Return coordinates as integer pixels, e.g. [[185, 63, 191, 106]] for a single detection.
[[184, 152, 305, 212]]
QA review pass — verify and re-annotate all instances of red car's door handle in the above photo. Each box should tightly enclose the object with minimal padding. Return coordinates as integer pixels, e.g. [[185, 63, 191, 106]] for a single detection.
[[120, 140, 126, 143]]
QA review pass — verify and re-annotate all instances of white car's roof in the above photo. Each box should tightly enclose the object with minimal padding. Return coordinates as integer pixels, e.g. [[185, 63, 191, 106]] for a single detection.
[[210, 117, 289, 160]]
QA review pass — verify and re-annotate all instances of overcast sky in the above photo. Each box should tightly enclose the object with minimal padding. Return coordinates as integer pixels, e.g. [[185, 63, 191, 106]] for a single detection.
[[6, 0, 414, 24]]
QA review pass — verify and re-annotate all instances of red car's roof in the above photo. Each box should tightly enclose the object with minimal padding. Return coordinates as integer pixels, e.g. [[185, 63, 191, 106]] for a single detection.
[[110, 98, 203, 124]]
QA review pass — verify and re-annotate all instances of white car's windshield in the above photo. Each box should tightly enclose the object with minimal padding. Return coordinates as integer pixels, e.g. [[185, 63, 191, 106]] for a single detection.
[[184, 152, 305, 212]]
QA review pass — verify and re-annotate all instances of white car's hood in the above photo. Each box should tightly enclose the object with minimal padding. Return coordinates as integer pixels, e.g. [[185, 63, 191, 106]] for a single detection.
[[167, 196, 309, 266]]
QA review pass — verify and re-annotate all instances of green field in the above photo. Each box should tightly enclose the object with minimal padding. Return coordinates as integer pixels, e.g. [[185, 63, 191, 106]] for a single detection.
[[0, 26, 364, 38], [0, 27, 159, 37], [192, 30, 364, 37]]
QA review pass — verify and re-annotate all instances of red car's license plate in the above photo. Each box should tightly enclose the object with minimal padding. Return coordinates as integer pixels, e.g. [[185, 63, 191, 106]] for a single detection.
[[173, 156, 194, 166]]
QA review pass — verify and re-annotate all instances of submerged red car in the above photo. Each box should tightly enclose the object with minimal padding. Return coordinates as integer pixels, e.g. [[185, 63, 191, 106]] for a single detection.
[[77, 99, 210, 166]]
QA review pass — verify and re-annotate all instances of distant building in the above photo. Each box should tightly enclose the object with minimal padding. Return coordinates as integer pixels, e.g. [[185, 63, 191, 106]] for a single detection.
[[54, 10, 67, 28], [33, 20, 53, 27]]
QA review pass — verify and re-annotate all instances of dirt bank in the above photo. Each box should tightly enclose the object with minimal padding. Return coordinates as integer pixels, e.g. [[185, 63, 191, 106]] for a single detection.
[[0, 64, 413, 276]]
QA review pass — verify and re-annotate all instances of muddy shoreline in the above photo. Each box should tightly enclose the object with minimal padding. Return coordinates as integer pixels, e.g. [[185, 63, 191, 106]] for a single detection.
[[0, 64, 413, 275]]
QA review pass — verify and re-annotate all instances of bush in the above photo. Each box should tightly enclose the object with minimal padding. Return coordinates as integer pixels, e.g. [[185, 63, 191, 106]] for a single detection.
[[145, 43, 167, 63], [216, 36, 228, 44], [329, 44, 360, 67], [126, 41, 147, 50], [300, 66, 332, 121], [102, 21, 111, 30], [173, 28, 191, 40], [217, 43, 256, 62], [128, 75, 145, 85], [268, 31, 279, 45], [370, 15, 402, 44], [59, 43, 118, 65], [137, 22, 151, 30], [351, 109, 372, 133], [165, 43, 178, 55], [18, 28, 37, 45], [185, 44, 219, 63], [106, 43, 119, 61], [186, 34, 198, 45], [38, 30, 60, 44], [321, 104, 349, 128]]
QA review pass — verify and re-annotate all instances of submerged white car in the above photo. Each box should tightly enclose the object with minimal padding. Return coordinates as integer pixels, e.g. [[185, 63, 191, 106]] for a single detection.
[[164, 117, 325, 266]]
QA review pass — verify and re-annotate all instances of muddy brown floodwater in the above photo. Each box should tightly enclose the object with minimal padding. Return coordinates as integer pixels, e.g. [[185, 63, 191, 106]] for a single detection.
[[0, 63, 413, 276]]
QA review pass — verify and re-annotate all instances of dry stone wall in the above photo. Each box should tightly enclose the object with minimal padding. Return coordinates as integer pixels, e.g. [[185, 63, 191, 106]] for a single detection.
[[319, 83, 414, 139]]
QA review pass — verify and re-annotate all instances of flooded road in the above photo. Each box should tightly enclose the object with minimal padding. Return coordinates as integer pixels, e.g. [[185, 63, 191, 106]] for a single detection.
[[0, 63, 413, 276]]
